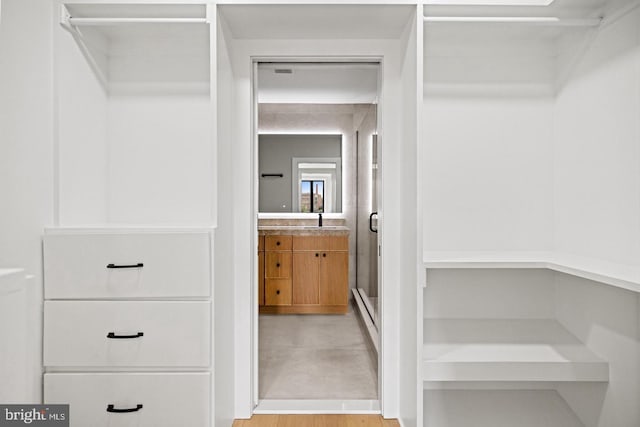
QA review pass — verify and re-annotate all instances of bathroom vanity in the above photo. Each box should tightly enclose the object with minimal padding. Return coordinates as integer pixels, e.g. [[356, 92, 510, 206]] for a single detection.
[[258, 226, 349, 314]]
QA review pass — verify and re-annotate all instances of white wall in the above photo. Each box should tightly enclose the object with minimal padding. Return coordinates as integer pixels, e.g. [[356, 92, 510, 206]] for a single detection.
[[216, 4, 419, 419], [424, 269, 555, 320], [398, 8, 421, 427], [0, 0, 54, 402], [56, 22, 109, 225], [107, 94, 213, 225], [213, 10, 236, 426], [554, 7, 640, 267], [555, 273, 640, 427], [423, 33, 555, 253]]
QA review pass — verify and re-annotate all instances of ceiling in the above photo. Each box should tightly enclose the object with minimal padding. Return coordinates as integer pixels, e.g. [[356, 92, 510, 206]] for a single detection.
[[257, 63, 379, 105], [218, 4, 415, 40]]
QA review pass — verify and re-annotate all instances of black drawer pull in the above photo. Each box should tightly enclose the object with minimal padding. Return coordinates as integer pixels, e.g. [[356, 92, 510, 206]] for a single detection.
[[323, 253, 326, 257], [107, 332, 144, 339], [276, 290, 280, 295], [276, 241, 281, 246], [315, 253, 319, 257], [107, 404, 143, 413], [276, 263, 281, 267], [107, 263, 144, 269]]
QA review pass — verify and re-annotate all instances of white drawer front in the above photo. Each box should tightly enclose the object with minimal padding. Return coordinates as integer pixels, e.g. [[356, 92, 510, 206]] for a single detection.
[[44, 301, 210, 368], [44, 372, 210, 427], [44, 232, 211, 299]]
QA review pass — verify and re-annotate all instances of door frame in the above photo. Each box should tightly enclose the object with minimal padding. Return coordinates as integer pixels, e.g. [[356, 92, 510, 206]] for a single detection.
[[250, 57, 384, 413]]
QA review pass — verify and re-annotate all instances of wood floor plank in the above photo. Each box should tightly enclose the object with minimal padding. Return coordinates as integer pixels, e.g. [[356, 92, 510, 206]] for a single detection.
[[345, 414, 382, 427], [233, 415, 398, 427], [233, 414, 279, 427], [313, 414, 347, 427], [277, 414, 314, 427]]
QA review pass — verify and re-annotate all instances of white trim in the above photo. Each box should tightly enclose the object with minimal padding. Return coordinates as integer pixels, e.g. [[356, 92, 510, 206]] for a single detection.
[[251, 56, 385, 416], [254, 400, 381, 414]]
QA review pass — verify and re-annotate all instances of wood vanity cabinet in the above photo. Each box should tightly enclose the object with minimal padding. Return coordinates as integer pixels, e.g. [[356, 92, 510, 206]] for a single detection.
[[258, 236, 264, 306], [260, 233, 348, 314]]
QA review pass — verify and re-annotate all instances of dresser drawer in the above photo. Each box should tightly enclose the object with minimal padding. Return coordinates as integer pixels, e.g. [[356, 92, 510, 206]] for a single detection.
[[44, 372, 210, 427], [44, 301, 210, 368], [43, 231, 211, 299]]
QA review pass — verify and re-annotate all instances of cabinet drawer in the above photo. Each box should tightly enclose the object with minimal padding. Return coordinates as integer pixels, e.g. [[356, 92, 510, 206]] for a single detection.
[[265, 252, 292, 278], [265, 279, 292, 306], [292, 235, 348, 251], [44, 301, 210, 368], [44, 372, 210, 427], [265, 235, 292, 251], [43, 231, 211, 299]]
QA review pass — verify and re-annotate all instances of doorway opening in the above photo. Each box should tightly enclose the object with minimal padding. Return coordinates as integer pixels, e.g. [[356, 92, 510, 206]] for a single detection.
[[253, 60, 382, 412]]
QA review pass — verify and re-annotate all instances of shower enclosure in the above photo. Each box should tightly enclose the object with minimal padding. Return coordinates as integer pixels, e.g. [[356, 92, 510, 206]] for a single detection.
[[355, 104, 379, 330]]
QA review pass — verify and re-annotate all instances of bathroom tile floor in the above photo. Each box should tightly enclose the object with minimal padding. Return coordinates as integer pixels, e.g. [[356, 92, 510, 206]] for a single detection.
[[259, 303, 378, 399]]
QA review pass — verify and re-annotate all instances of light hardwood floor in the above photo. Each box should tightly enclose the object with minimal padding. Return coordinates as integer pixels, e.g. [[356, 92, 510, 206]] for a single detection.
[[233, 415, 400, 427]]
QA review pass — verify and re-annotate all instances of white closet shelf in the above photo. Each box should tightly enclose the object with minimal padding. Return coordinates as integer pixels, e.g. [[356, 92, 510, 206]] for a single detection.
[[423, 319, 609, 383], [423, 251, 640, 293]]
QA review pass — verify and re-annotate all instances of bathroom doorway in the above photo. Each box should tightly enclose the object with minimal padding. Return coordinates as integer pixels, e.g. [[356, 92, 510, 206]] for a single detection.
[[253, 60, 382, 411]]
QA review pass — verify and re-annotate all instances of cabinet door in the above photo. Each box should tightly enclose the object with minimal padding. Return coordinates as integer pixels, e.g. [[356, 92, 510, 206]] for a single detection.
[[265, 252, 292, 279], [292, 252, 320, 305], [319, 252, 349, 306], [258, 251, 265, 306]]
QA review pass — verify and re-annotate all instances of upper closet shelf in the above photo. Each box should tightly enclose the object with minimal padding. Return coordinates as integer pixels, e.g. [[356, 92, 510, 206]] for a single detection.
[[423, 319, 609, 383], [423, 252, 640, 293]]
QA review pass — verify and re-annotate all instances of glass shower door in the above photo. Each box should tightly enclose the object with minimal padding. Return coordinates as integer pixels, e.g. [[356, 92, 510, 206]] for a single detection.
[[356, 104, 379, 327]]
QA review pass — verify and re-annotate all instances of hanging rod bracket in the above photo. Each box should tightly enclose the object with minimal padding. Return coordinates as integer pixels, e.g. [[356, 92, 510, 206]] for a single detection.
[[59, 4, 73, 31]]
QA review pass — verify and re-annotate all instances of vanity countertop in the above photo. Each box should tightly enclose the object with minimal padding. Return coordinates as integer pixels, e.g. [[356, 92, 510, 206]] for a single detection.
[[258, 225, 349, 236]]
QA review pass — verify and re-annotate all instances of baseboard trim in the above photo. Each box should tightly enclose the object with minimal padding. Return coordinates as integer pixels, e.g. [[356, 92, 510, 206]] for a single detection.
[[254, 399, 381, 414]]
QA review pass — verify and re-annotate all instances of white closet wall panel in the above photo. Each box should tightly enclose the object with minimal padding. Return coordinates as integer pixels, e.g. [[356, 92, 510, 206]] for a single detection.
[[424, 269, 555, 320], [213, 8, 236, 426], [0, 0, 55, 402], [423, 96, 554, 251], [555, 272, 640, 427], [107, 95, 213, 224], [554, 7, 640, 267], [56, 23, 109, 225]]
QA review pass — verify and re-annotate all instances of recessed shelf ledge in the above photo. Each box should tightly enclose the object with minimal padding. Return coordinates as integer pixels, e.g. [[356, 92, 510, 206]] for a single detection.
[[423, 319, 609, 383], [423, 251, 640, 293]]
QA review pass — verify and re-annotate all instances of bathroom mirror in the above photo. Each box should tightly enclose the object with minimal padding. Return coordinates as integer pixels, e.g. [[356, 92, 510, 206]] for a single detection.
[[258, 134, 343, 213]]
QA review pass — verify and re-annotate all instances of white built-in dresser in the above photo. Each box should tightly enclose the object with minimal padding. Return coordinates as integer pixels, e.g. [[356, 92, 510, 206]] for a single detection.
[[43, 228, 212, 427]]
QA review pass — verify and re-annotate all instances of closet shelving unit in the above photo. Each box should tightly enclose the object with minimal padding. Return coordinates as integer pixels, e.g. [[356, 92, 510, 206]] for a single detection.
[[45, 4, 216, 426], [421, 1, 640, 426], [55, 2, 214, 226]]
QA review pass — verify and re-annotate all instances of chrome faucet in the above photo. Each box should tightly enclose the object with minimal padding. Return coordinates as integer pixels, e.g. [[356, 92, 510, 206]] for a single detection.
[[318, 213, 323, 227]]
